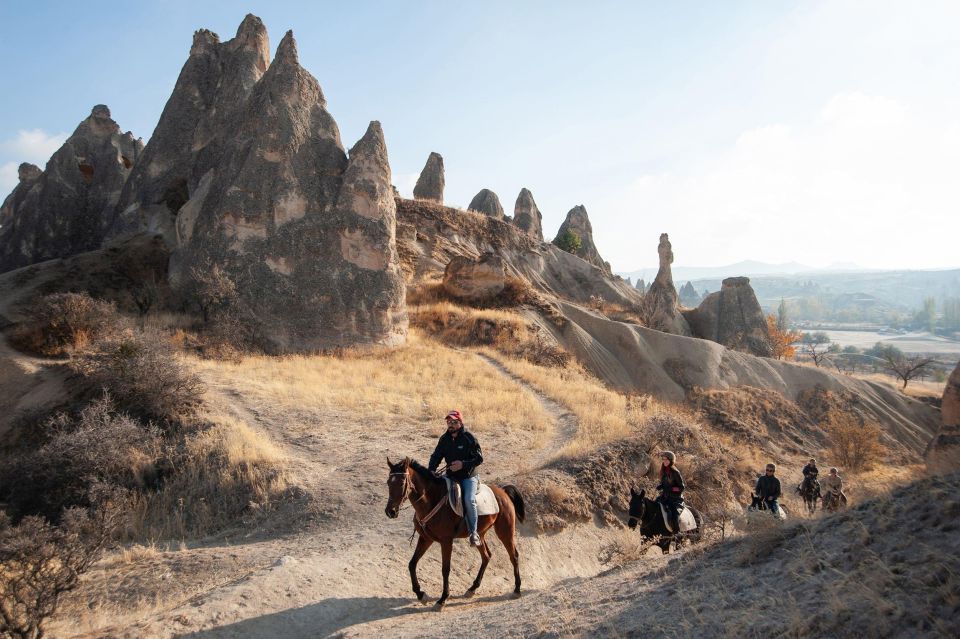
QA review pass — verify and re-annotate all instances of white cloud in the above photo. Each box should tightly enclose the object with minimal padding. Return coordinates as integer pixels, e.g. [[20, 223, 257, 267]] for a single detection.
[[0, 129, 67, 195], [597, 92, 960, 271]]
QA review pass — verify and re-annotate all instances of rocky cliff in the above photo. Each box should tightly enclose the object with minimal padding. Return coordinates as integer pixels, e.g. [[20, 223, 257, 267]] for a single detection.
[[926, 362, 960, 474], [684, 276, 772, 357], [0, 106, 142, 273], [642, 233, 691, 335], [413, 152, 444, 203]]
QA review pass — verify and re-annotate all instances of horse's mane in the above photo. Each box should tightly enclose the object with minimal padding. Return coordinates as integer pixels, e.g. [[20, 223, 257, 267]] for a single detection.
[[407, 459, 441, 483]]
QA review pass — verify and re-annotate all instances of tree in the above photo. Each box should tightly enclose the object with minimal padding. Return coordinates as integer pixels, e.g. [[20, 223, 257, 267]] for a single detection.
[[766, 314, 802, 360], [921, 297, 937, 333], [776, 298, 789, 332], [801, 331, 832, 367], [555, 230, 582, 254], [942, 297, 960, 332], [878, 346, 935, 389]]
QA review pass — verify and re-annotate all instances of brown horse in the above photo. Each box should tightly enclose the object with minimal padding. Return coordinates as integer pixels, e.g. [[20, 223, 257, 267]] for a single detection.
[[384, 457, 525, 608]]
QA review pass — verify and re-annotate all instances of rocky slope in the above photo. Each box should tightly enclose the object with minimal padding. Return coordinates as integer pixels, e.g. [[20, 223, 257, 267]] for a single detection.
[[551, 204, 611, 275]]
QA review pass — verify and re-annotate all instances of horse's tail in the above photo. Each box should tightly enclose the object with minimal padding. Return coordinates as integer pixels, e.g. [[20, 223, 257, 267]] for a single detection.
[[503, 485, 525, 524]]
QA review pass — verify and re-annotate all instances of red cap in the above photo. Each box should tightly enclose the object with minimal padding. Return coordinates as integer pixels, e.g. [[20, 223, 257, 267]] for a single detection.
[[445, 410, 462, 421]]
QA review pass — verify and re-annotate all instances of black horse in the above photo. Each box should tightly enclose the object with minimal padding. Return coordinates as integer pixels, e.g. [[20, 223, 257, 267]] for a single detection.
[[747, 493, 789, 520], [797, 478, 821, 514], [627, 488, 703, 554]]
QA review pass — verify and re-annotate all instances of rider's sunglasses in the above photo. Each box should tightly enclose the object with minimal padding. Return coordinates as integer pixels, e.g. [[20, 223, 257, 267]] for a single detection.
[[765, 469, 775, 473]]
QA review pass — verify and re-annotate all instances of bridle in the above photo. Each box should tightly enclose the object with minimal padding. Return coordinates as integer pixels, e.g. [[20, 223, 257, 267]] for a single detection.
[[389, 470, 415, 512], [389, 466, 447, 535]]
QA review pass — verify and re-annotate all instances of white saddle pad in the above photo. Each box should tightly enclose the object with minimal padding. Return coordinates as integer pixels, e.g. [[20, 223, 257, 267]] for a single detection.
[[443, 478, 500, 517], [659, 503, 697, 533]]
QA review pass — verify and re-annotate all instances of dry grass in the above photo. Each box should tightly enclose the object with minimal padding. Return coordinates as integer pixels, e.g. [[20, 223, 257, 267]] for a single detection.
[[855, 371, 946, 400], [187, 331, 550, 441], [478, 350, 660, 454]]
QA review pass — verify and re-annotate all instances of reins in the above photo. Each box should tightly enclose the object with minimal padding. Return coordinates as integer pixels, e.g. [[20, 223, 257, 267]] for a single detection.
[[391, 466, 450, 542]]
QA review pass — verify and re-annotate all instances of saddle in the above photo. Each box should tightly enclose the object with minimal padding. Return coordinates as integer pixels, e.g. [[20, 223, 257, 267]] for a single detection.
[[442, 477, 500, 517], [658, 502, 697, 533]]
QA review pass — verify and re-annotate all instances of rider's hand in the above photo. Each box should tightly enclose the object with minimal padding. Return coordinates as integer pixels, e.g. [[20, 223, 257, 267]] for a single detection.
[[449, 461, 463, 472]]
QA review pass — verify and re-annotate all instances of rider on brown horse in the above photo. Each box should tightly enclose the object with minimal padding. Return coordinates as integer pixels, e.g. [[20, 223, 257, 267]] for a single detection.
[[428, 410, 484, 546]]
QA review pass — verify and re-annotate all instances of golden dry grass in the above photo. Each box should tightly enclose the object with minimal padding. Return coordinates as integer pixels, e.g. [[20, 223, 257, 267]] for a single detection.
[[188, 331, 550, 441]]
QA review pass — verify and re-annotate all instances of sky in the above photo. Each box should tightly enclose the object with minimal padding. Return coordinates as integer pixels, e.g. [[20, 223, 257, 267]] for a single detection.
[[1, 0, 958, 272]]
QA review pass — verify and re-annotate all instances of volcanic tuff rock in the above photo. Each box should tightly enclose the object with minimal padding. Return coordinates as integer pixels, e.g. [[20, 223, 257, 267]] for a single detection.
[[413, 152, 444, 203], [0, 106, 142, 273], [642, 233, 691, 335], [162, 22, 405, 351], [513, 188, 543, 241], [926, 361, 960, 474], [110, 14, 272, 244], [468, 189, 505, 219], [552, 205, 610, 274], [442, 252, 507, 301], [684, 277, 772, 357], [678, 281, 702, 307]]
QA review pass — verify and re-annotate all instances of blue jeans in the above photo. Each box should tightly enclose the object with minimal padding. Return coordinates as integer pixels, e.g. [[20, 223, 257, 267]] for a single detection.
[[766, 498, 781, 516], [459, 476, 479, 535]]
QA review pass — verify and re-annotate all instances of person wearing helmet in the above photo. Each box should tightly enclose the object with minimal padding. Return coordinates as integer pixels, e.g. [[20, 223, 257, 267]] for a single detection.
[[656, 451, 685, 531], [428, 410, 484, 546]]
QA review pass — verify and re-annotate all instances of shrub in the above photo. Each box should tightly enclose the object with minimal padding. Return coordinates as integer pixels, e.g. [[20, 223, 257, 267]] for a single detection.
[[0, 494, 122, 639], [0, 396, 162, 521], [9, 293, 123, 356], [555, 230, 582, 254], [70, 332, 205, 424], [824, 410, 886, 471]]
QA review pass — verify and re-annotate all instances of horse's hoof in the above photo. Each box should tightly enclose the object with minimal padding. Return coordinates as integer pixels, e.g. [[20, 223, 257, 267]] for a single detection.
[[416, 592, 429, 604], [434, 601, 446, 611], [512, 590, 522, 599], [464, 589, 476, 598]]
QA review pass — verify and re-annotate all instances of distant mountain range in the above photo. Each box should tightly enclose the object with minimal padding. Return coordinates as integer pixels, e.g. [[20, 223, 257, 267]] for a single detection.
[[620, 260, 870, 283]]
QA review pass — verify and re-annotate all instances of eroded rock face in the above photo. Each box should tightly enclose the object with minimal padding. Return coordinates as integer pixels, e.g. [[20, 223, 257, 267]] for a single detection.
[[552, 205, 610, 274], [927, 362, 960, 474], [442, 252, 506, 301], [468, 189, 504, 219], [685, 276, 772, 356], [643, 233, 691, 335], [413, 152, 444, 203], [110, 14, 272, 244], [164, 24, 405, 351], [0, 106, 143, 273], [513, 188, 543, 241]]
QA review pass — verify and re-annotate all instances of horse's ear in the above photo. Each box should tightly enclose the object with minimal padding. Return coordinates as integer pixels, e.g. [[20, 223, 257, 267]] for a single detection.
[[630, 487, 638, 497], [639, 489, 646, 499], [386, 456, 393, 468]]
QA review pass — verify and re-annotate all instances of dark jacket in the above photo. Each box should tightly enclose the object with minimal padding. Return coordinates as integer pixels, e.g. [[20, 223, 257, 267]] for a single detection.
[[756, 474, 782, 500], [428, 428, 483, 480], [802, 464, 819, 479], [657, 467, 685, 500]]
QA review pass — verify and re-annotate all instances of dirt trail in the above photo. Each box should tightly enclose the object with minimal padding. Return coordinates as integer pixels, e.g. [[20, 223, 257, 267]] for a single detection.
[[58, 350, 607, 639]]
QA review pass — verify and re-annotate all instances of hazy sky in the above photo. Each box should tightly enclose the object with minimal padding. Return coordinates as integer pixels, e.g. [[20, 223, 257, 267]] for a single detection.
[[1, 1, 958, 271]]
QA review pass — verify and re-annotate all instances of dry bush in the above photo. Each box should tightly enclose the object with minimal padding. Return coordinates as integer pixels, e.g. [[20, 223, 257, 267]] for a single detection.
[[824, 410, 886, 472], [127, 416, 291, 540], [0, 397, 163, 522], [70, 331, 205, 425], [0, 494, 122, 639], [734, 517, 797, 566], [9, 293, 125, 357], [599, 530, 662, 566]]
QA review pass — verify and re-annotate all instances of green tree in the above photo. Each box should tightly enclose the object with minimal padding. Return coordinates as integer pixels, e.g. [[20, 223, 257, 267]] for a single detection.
[[921, 297, 936, 333], [777, 298, 789, 331], [555, 230, 582, 254], [942, 297, 960, 332]]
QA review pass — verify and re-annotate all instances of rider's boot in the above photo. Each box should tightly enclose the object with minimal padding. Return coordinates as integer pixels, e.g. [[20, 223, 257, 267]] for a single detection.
[[469, 532, 481, 546]]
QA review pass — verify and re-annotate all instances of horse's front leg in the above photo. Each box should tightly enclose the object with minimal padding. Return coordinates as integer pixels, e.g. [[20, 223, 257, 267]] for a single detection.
[[435, 540, 452, 609], [409, 534, 433, 602]]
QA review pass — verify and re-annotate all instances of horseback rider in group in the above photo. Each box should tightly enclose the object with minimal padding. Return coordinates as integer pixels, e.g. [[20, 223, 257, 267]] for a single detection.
[[656, 451, 685, 531], [755, 463, 783, 516], [428, 410, 484, 546], [800, 457, 819, 492], [821, 467, 846, 510]]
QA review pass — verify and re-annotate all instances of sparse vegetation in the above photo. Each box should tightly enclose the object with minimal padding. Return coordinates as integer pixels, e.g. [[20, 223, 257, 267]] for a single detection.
[[554, 230, 582, 254], [876, 345, 936, 389], [824, 410, 886, 471], [766, 313, 801, 360], [9, 293, 124, 357]]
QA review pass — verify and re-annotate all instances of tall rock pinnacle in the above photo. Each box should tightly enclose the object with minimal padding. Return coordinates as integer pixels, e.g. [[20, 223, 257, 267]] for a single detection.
[[513, 188, 543, 241], [413, 152, 444, 203], [684, 276, 771, 355], [468, 189, 504, 219], [0, 105, 142, 272], [551, 205, 610, 274], [642, 233, 691, 335]]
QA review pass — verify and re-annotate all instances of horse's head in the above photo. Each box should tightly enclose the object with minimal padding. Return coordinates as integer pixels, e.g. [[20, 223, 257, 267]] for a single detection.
[[627, 487, 647, 529], [385, 457, 411, 519]]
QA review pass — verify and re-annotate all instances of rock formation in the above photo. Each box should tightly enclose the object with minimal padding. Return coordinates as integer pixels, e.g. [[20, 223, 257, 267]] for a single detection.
[[551, 205, 610, 275], [635, 278, 647, 294], [684, 276, 772, 356], [642, 234, 691, 335], [442, 253, 506, 301], [512, 188, 543, 240], [158, 21, 405, 351], [413, 152, 444, 203], [927, 362, 960, 474], [110, 14, 272, 244], [0, 106, 142, 273], [468, 189, 504, 219], [679, 281, 703, 307]]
